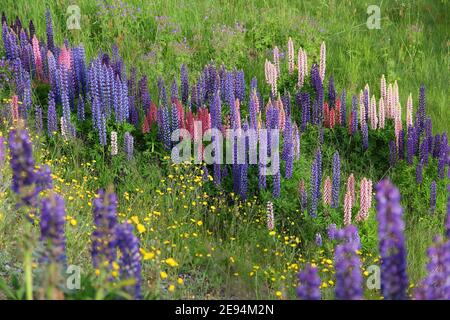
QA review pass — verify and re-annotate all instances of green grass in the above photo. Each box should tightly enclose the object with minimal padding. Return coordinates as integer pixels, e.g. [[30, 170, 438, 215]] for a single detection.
[[0, 0, 448, 300]]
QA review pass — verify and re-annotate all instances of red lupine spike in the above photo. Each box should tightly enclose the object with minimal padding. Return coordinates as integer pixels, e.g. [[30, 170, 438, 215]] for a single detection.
[[330, 108, 335, 128], [335, 100, 341, 125]]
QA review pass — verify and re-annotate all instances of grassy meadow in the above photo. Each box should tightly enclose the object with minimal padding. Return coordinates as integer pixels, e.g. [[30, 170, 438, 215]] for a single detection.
[[0, 0, 448, 300]]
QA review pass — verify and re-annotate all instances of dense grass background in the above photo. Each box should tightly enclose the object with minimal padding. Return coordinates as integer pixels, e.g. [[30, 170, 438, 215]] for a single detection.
[[2, 0, 448, 132], [0, 0, 448, 300]]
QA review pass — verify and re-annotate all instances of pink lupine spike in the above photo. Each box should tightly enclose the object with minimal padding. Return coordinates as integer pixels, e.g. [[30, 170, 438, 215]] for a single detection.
[[287, 37, 295, 75], [344, 191, 352, 225], [347, 174, 355, 206], [406, 93, 413, 128], [32, 35, 43, 80], [58, 46, 71, 70], [380, 74, 387, 105], [11, 95, 19, 121], [378, 98, 385, 129], [323, 176, 332, 206]]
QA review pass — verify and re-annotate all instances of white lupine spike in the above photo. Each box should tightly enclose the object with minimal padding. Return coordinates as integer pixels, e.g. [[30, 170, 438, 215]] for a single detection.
[[394, 80, 399, 111], [319, 41, 326, 82], [370, 95, 378, 130], [111, 131, 118, 156], [297, 48, 304, 87], [273, 46, 280, 77], [406, 93, 413, 128], [288, 37, 295, 75], [381, 74, 387, 105], [387, 83, 393, 118], [359, 90, 366, 126], [379, 98, 385, 128], [302, 49, 308, 80], [344, 191, 352, 226]]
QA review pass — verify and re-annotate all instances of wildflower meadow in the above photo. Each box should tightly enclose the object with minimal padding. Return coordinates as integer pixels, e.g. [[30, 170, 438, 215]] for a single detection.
[[0, 0, 448, 308]]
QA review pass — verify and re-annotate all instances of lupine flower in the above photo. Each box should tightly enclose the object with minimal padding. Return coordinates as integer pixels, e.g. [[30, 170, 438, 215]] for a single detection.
[[180, 64, 189, 105], [375, 179, 409, 300], [297, 264, 321, 300], [91, 189, 118, 268], [40, 193, 66, 264], [347, 174, 356, 206], [446, 185, 450, 238], [283, 119, 294, 178], [77, 95, 85, 121], [315, 233, 323, 247], [420, 138, 429, 165], [416, 85, 426, 132], [389, 140, 396, 166], [0, 135, 4, 168], [356, 178, 372, 222], [113, 222, 142, 300], [414, 236, 450, 300], [327, 223, 337, 241], [416, 161, 423, 184], [45, 9, 55, 54], [298, 180, 308, 213], [362, 123, 369, 151], [266, 201, 274, 230], [319, 42, 326, 82], [344, 191, 352, 225], [332, 151, 340, 208], [334, 225, 363, 300], [430, 181, 437, 213], [323, 176, 332, 206], [111, 131, 118, 156], [35, 106, 43, 133], [124, 132, 134, 160], [438, 157, 446, 179], [8, 128, 38, 207]]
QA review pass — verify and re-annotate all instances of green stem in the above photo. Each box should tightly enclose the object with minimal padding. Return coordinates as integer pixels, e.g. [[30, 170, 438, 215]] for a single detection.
[[24, 249, 33, 300]]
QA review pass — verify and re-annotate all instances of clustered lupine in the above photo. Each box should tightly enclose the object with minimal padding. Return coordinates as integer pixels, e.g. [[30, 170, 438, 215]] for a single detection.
[[40, 193, 67, 264], [296, 264, 321, 300], [334, 225, 363, 300], [375, 179, 409, 300]]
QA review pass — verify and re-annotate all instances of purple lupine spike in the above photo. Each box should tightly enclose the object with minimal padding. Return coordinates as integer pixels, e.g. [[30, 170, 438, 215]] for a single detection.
[[327, 223, 337, 240], [398, 129, 405, 160], [420, 138, 429, 165], [47, 91, 58, 135], [225, 71, 235, 109], [250, 76, 258, 92], [438, 157, 446, 179], [363, 88, 369, 124], [91, 189, 118, 268], [45, 9, 55, 54], [298, 180, 308, 213], [332, 151, 341, 208], [375, 179, 409, 300], [362, 123, 369, 151], [282, 93, 291, 117], [98, 112, 107, 146], [283, 119, 294, 178], [113, 222, 142, 300], [389, 140, 396, 166], [211, 90, 222, 184], [414, 236, 450, 300], [430, 181, 437, 213], [416, 85, 426, 132], [334, 225, 363, 300], [171, 103, 179, 132], [234, 70, 245, 103], [301, 92, 310, 132], [8, 128, 36, 201], [161, 105, 171, 150], [315, 233, 323, 247], [157, 77, 167, 108], [446, 185, 450, 238], [416, 161, 423, 184], [40, 193, 66, 264], [170, 78, 178, 103], [92, 96, 101, 130], [309, 159, 319, 217], [433, 134, 441, 158], [77, 95, 85, 121], [328, 76, 336, 107], [35, 165, 53, 194], [407, 128, 415, 165], [340, 89, 347, 126], [124, 132, 134, 160], [297, 264, 321, 300], [35, 106, 43, 133], [249, 92, 257, 130]]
